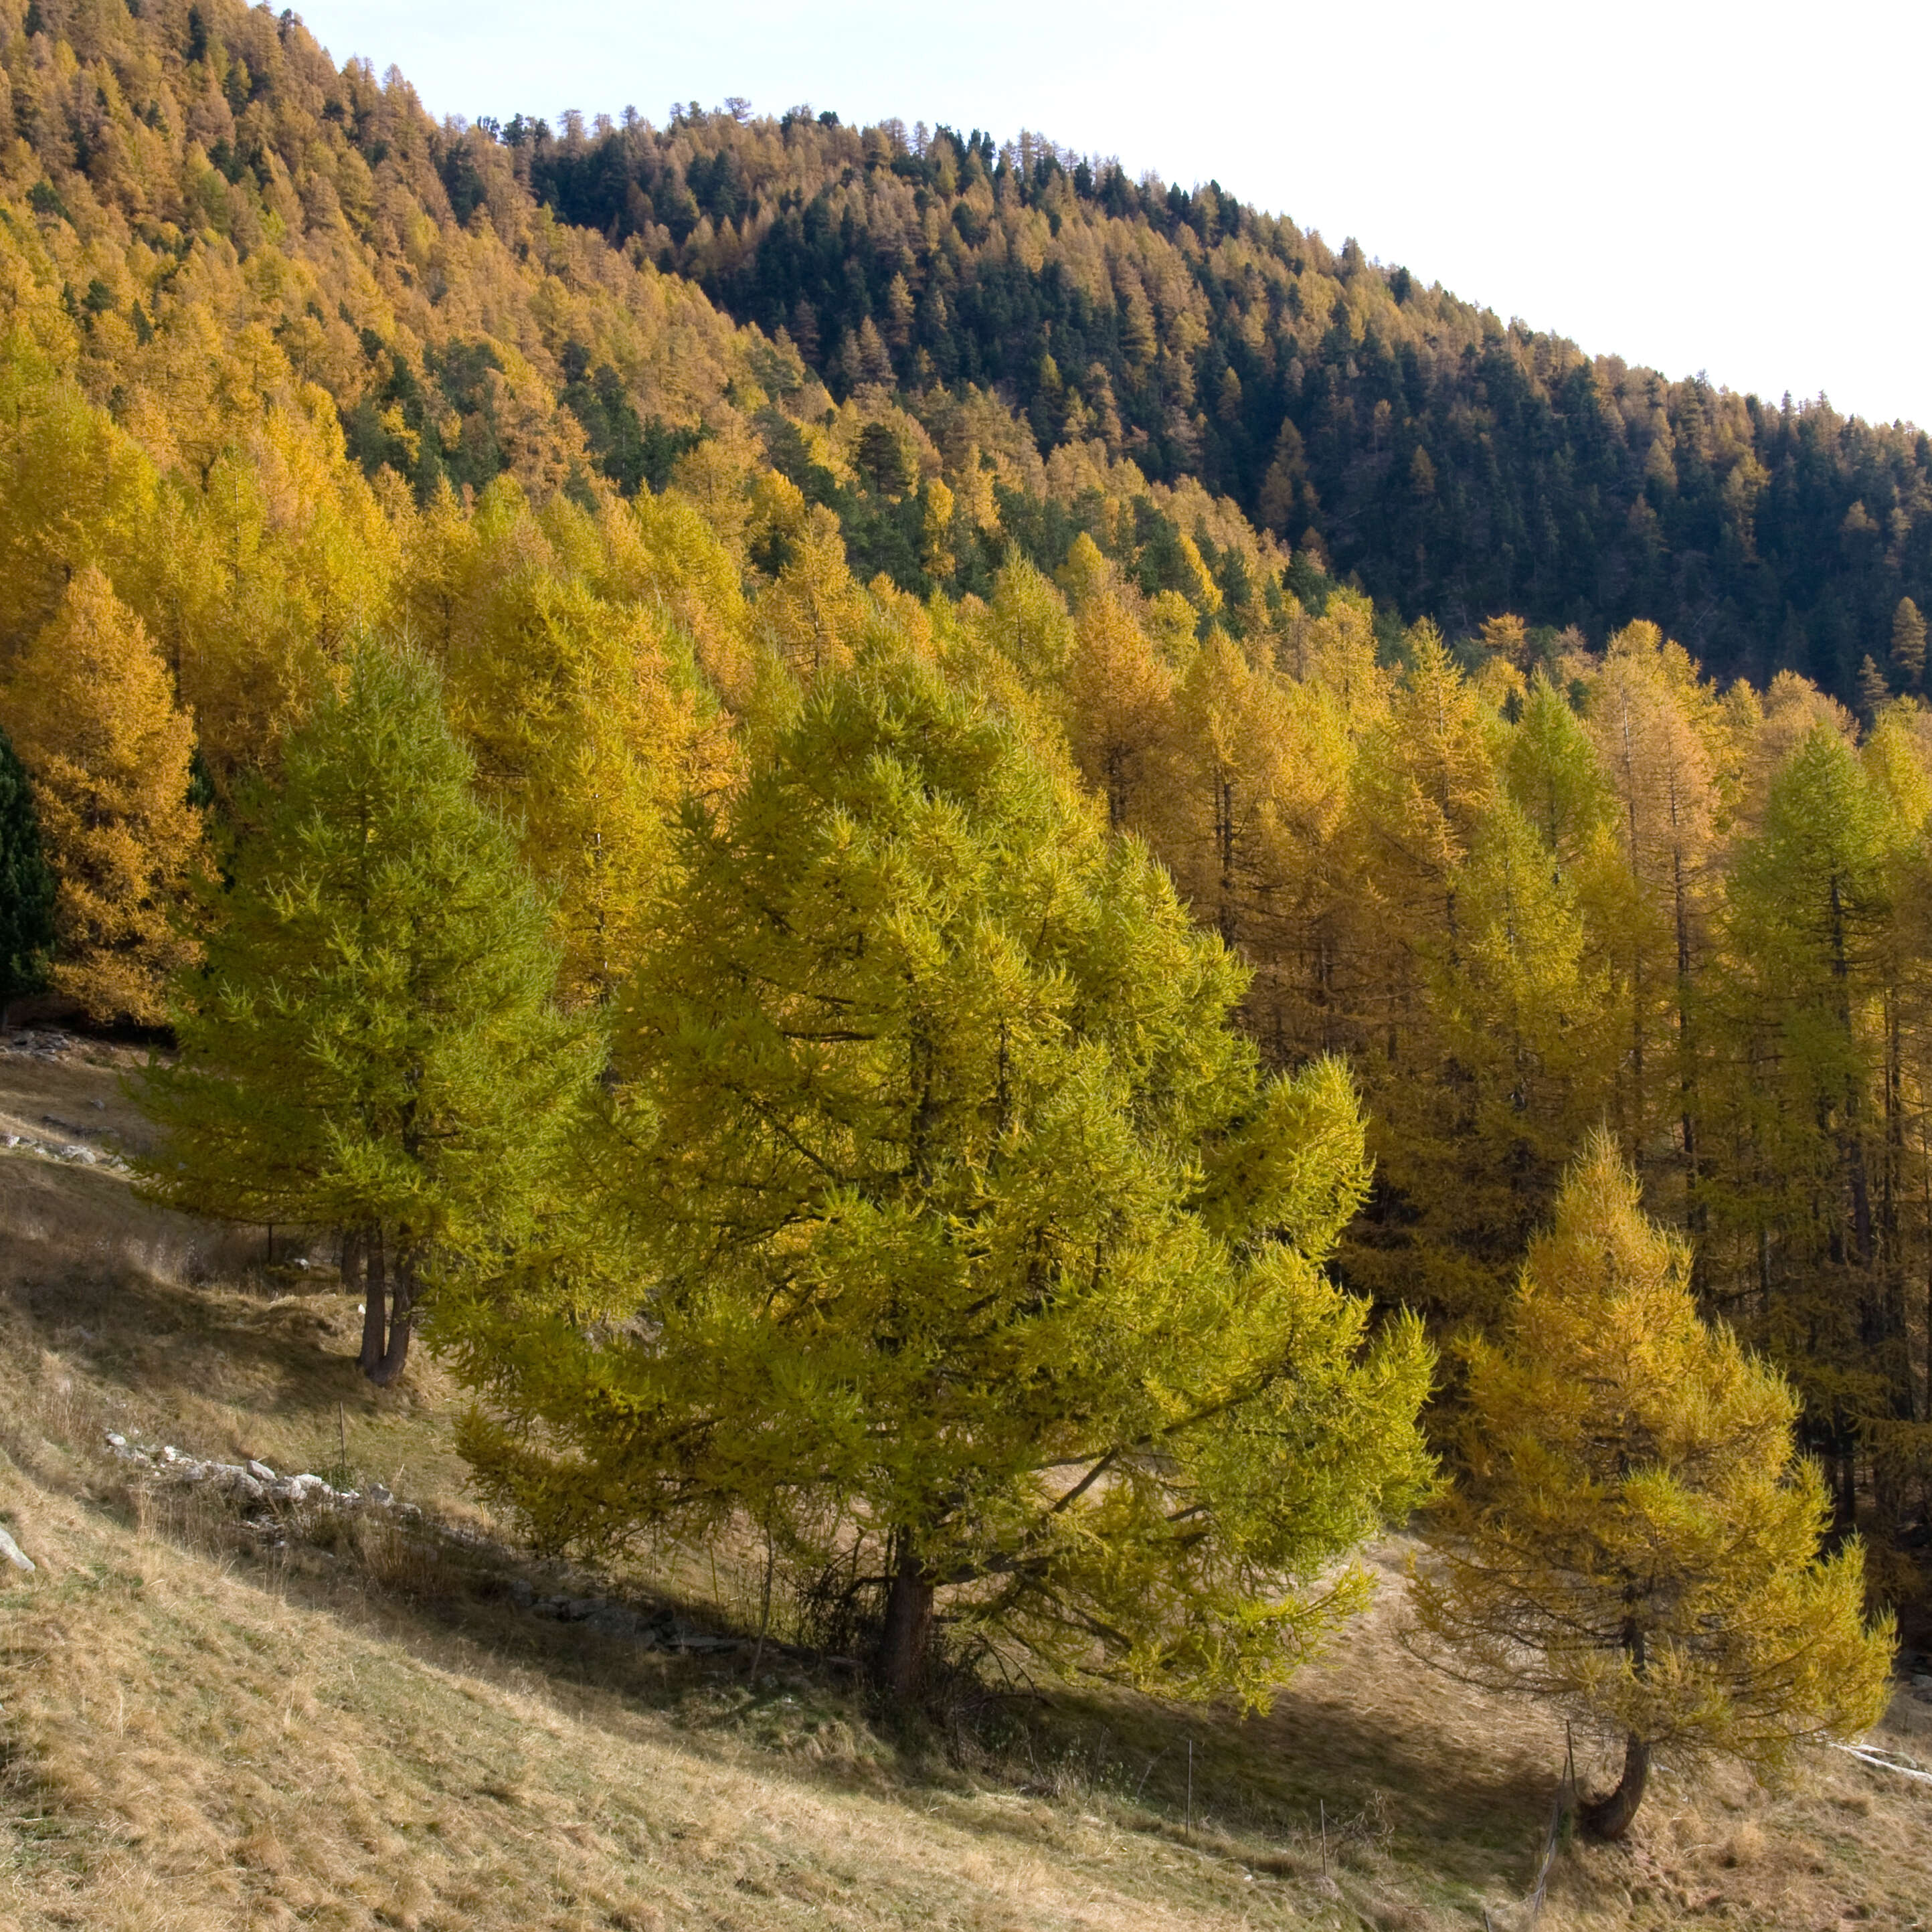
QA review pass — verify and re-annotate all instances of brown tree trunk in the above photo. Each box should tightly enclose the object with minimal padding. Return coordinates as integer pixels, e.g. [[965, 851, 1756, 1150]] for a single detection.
[[875, 1545, 935, 1703], [357, 1224, 385, 1376], [367, 1247, 414, 1387], [1579, 1731, 1650, 1840]]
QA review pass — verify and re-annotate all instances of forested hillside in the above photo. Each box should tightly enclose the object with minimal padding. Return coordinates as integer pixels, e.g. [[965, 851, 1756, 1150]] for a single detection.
[[0, 0, 1915, 1840], [520, 105, 1932, 703]]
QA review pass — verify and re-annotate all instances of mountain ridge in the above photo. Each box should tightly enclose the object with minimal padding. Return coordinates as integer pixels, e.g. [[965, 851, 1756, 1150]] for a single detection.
[[507, 101, 1932, 700]]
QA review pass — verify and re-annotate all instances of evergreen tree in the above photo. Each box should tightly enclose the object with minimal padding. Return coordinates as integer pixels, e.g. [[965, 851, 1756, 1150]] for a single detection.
[[135, 640, 593, 1385], [445, 648, 1434, 1704], [0, 724, 56, 1010], [1892, 596, 1927, 689], [1857, 653, 1892, 725], [1411, 1133, 1894, 1839], [1, 567, 204, 1026]]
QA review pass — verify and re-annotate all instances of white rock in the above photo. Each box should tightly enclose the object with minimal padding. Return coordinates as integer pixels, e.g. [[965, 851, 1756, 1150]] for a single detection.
[[104, 1431, 126, 1448], [246, 1459, 276, 1482], [0, 1528, 33, 1573]]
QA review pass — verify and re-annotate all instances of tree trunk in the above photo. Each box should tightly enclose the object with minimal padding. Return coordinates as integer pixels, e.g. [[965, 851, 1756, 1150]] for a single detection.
[[1579, 1731, 1650, 1840], [875, 1545, 936, 1703], [367, 1246, 414, 1387], [357, 1224, 385, 1376]]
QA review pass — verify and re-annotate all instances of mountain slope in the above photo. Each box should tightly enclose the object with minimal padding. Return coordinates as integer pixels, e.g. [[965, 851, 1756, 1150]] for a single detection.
[[519, 106, 1932, 699], [0, 0, 1292, 716], [11, 0, 1929, 709]]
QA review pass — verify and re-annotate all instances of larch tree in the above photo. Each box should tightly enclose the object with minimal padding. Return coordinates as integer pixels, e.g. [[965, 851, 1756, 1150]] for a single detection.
[[1715, 725, 1909, 1529], [758, 503, 867, 683], [135, 640, 594, 1385], [1503, 673, 1613, 883], [1581, 623, 1723, 1209], [1419, 795, 1612, 1313], [0, 724, 56, 1012], [1, 567, 204, 1026], [445, 648, 1435, 1705], [1891, 596, 1927, 690], [1410, 1132, 1894, 1840], [442, 567, 707, 1008], [1336, 624, 1503, 1320]]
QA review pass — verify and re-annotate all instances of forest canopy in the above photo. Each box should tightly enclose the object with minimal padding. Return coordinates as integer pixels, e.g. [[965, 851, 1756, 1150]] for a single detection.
[[0, 0, 1909, 1789]]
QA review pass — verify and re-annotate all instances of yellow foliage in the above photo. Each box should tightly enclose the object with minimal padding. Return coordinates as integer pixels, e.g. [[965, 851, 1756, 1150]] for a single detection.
[[758, 505, 865, 683], [1, 568, 204, 1024], [442, 568, 707, 1006], [1059, 592, 1175, 830], [1411, 1134, 1894, 1816]]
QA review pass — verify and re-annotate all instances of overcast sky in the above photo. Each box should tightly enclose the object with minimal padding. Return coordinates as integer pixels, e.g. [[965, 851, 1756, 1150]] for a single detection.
[[295, 0, 1931, 429]]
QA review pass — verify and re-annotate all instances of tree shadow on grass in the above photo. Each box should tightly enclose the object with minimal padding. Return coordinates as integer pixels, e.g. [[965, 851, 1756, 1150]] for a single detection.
[[223, 1514, 1559, 1923]]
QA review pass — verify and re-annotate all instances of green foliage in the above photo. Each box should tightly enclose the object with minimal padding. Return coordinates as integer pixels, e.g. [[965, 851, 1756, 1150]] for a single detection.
[[0, 724, 56, 1005], [444, 648, 1434, 1704], [135, 640, 594, 1382]]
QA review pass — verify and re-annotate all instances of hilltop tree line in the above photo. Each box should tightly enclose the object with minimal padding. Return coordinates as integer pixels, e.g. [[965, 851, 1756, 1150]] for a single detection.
[[0, 0, 1901, 1834], [512, 104, 1932, 704]]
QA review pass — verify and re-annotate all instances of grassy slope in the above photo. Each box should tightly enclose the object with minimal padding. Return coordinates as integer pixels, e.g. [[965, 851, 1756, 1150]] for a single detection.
[[1, 1039, 1927, 1932]]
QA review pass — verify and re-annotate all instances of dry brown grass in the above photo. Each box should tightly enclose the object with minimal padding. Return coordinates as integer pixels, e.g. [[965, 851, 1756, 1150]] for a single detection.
[[2, 1043, 1929, 1931]]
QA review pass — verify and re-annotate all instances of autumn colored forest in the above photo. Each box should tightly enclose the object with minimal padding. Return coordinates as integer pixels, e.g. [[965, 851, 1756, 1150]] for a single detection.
[[0, 0, 1923, 1870]]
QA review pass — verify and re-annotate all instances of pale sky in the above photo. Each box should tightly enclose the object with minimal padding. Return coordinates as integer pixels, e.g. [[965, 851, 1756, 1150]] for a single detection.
[[296, 0, 1932, 429]]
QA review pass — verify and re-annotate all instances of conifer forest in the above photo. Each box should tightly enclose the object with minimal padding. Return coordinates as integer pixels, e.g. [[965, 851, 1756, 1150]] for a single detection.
[[2, 0, 1926, 1863]]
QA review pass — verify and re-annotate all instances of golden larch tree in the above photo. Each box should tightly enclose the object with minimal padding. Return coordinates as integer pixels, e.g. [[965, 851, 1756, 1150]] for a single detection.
[[2, 567, 204, 1024], [1409, 1132, 1894, 1838]]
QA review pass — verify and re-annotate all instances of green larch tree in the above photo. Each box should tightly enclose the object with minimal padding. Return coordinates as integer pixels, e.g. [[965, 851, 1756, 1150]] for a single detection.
[[445, 648, 1435, 1704], [135, 640, 594, 1385], [1715, 724, 1911, 1529], [1336, 624, 1504, 1319]]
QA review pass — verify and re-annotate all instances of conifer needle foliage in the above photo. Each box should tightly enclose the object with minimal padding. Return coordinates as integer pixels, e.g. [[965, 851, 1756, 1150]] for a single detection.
[[446, 648, 1435, 1702], [136, 641, 595, 1384], [1, 567, 205, 1026], [1409, 1133, 1894, 1838]]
